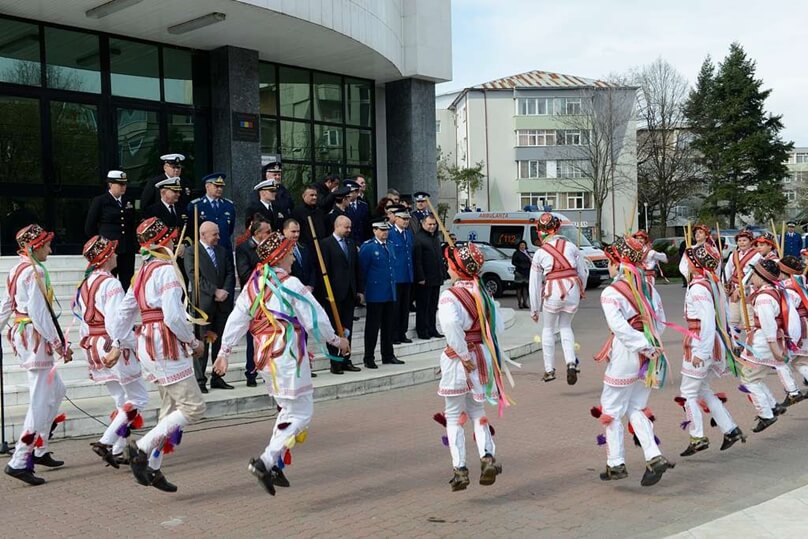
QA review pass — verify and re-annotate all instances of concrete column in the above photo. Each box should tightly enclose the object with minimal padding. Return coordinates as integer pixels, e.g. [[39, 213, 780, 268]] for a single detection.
[[384, 78, 438, 198], [209, 46, 260, 228]]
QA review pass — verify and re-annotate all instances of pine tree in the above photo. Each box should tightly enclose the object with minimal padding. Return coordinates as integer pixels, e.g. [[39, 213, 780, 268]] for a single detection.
[[684, 43, 792, 227]]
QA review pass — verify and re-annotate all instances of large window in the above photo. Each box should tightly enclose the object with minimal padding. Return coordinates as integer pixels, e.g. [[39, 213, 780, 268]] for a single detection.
[[519, 191, 593, 211], [110, 38, 160, 100], [517, 160, 546, 179], [516, 97, 549, 116], [45, 28, 101, 93], [116, 107, 160, 187], [516, 129, 555, 146], [0, 95, 42, 183], [51, 101, 99, 185], [554, 98, 582, 115], [796, 153, 808, 164], [0, 18, 40, 86], [520, 192, 557, 209], [557, 159, 587, 178]]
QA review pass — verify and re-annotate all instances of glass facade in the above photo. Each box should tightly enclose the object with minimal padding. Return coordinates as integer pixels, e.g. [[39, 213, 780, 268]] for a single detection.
[[0, 15, 210, 253], [260, 62, 376, 203]]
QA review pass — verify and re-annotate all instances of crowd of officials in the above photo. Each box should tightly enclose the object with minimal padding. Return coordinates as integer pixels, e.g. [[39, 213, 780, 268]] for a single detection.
[[82, 153, 445, 392]]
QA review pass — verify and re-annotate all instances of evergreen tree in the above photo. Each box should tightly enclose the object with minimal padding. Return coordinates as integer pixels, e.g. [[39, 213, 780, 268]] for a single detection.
[[684, 43, 792, 227]]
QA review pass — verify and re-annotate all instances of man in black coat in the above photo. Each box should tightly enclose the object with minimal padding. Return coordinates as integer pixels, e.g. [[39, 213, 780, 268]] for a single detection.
[[326, 185, 352, 234], [235, 216, 272, 387], [315, 174, 340, 213], [184, 221, 235, 393], [141, 177, 185, 231], [261, 160, 294, 219], [413, 215, 445, 339], [140, 153, 193, 211], [84, 170, 137, 290], [317, 215, 363, 374], [245, 179, 286, 232], [283, 218, 316, 290], [291, 185, 328, 250]]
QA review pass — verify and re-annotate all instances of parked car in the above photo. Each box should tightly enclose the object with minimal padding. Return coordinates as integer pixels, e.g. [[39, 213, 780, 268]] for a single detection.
[[454, 241, 516, 298]]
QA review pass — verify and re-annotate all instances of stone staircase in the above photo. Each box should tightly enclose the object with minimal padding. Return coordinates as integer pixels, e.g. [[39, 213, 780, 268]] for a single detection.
[[1, 255, 541, 441]]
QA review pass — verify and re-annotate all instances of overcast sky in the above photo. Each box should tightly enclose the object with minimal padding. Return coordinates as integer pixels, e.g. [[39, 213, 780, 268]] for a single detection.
[[437, 0, 808, 145]]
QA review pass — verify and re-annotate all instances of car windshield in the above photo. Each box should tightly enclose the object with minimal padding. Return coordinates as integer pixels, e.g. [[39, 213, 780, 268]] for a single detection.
[[557, 225, 593, 247], [476, 243, 508, 261]]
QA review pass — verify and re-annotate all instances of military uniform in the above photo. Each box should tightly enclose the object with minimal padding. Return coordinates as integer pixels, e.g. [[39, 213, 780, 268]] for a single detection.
[[141, 154, 192, 211], [187, 196, 236, 251], [346, 198, 370, 245], [359, 220, 399, 367], [388, 210, 415, 343]]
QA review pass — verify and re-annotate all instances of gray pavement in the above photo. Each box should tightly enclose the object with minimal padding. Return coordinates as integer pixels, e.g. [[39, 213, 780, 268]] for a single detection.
[[2, 283, 808, 538]]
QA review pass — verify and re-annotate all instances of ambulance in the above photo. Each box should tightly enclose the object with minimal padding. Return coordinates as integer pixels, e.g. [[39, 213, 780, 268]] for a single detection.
[[450, 211, 609, 288]]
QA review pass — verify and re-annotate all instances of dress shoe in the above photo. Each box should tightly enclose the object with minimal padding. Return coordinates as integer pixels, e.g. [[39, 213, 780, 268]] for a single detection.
[[113, 453, 129, 466], [679, 437, 709, 457], [90, 442, 119, 469], [781, 392, 804, 407], [199, 384, 209, 394], [430, 332, 444, 339], [271, 465, 290, 487], [149, 468, 178, 492], [417, 333, 431, 340], [246, 377, 257, 388], [33, 452, 64, 468], [599, 463, 628, 481], [720, 427, 747, 451], [342, 363, 361, 372], [248, 457, 275, 496], [449, 467, 470, 492], [392, 340, 402, 345], [399, 337, 413, 344], [382, 357, 405, 365], [542, 370, 556, 382], [210, 377, 234, 390], [566, 364, 578, 386], [4, 464, 45, 486], [479, 454, 501, 486], [126, 441, 152, 486], [773, 403, 788, 416], [640, 455, 675, 487], [330, 365, 344, 375], [364, 361, 378, 369], [752, 415, 777, 433]]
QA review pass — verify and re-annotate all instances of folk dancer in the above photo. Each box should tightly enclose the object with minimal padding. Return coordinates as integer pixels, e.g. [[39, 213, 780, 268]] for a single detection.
[[529, 212, 589, 384], [109, 217, 206, 493], [723, 230, 760, 344], [632, 230, 668, 286], [213, 232, 349, 495], [436, 242, 513, 492], [594, 236, 674, 487], [755, 232, 779, 261], [76, 236, 149, 468], [677, 241, 746, 457], [782, 254, 808, 397], [0, 225, 72, 486], [738, 260, 789, 433], [774, 256, 806, 406]]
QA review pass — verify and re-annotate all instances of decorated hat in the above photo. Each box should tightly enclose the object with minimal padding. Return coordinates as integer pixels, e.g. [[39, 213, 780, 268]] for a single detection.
[[106, 170, 128, 183], [254, 179, 278, 191], [755, 232, 777, 248], [444, 242, 485, 279], [262, 160, 282, 174], [333, 185, 352, 199], [413, 191, 430, 202], [753, 259, 780, 284], [256, 232, 295, 266], [685, 241, 722, 272], [693, 224, 711, 236], [735, 230, 754, 241], [604, 236, 645, 266], [371, 217, 390, 230], [156, 177, 182, 191], [82, 235, 118, 267], [136, 217, 177, 248], [536, 212, 561, 233], [778, 255, 804, 276], [343, 179, 360, 192], [632, 229, 649, 242], [203, 173, 226, 186], [16, 224, 54, 251], [787, 221, 796, 227], [160, 153, 185, 166]]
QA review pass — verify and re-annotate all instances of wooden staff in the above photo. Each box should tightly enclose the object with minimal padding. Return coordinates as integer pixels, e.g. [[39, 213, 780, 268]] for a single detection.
[[425, 197, 454, 247], [735, 250, 751, 330], [194, 206, 200, 311], [685, 221, 692, 249], [780, 221, 786, 256], [308, 216, 345, 338], [770, 219, 781, 253]]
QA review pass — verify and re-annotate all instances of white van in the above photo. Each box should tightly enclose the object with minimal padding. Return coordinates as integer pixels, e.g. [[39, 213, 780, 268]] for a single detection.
[[450, 211, 609, 288]]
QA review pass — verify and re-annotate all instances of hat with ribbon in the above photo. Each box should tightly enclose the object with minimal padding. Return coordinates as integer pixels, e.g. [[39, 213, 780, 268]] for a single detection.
[[16, 224, 54, 252], [752, 259, 780, 284], [137, 217, 177, 248], [693, 224, 711, 236], [604, 235, 645, 266], [685, 241, 722, 272], [82, 235, 118, 267], [632, 229, 650, 242], [735, 230, 754, 242], [535, 212, 561, 233], [755, 232, 777, 248], [256, 232, 295, 266], [778, 255, 805, 276], [443, 242, 485, 279]]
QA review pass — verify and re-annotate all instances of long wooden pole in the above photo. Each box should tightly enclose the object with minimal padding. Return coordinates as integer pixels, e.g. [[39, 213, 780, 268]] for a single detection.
[[308, 216, 345, 338], [194, 206, 200, 310], [425, 197, 454, 247], [781, 221, 786, 256], [735, 250, 751, 330]]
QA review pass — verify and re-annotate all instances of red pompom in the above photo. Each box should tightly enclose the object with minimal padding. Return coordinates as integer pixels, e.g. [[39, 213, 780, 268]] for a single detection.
[[53, 414, 66, 424], [715, 392, 728, 403], [458, 412, 468, 426], [126, 408, 138, 421], [131, 414, 144, 430], [163, 440, 175, 455], [34, 435, 44, 448], [110, 409, 119, 420], [283, 450, 292, 465], [123, 402, 134, 413], [590, 406, 603, 419], [599, 413, 614, 426], [277, 422, 291, 430], [627, 422, 635, 435], [698, 399, 710, 414], [21, 432, 36, 445], [432, 412, 447, 427], [642, 407, 655, 422], [674, 396, 687, 408], [480, 417, 489, 426]]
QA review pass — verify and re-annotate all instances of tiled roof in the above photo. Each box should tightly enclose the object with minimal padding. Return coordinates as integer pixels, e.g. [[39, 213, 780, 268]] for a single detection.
[[473, 70, 617, 90]]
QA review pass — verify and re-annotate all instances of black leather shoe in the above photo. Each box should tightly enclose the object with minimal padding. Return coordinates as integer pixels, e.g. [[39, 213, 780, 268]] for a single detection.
[[773, 404, 787, 416], [392, 340, 402, 345], [417, 333, 431, 340], [210, 377, 234, 390], [752, 415, 777, 433], [343, 363, 361, 372], [311, 372, 318, 377], [33, 452, 64, 468], [113, 453, 129, 466], [248, 457, 275, 496], [640, 456, 675, 487], [246, 377, 257, 387], [330, 365, 344, 375], [91, 442, 119, 469], [599, 463, 628, 481], [680, 437, 709, 457], [364, 361, 378, 369], [127, 441, 152, 486], [382, 357, 405, 365], [400, 337, 413, 344], [430, 332, 444, 339], [149, 468, 178, 492], [271, 465, 291, 487], [4, 464, 45, 486], [720, 427, 747, 451], [199, 384, 209, 394]]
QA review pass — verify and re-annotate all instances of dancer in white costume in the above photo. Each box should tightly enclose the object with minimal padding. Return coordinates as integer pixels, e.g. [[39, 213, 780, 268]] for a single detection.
[[529, 212, 588, 384], [775, 256, 807, 406], [723, 230, 760, 344], [632, 230, 667, 287]]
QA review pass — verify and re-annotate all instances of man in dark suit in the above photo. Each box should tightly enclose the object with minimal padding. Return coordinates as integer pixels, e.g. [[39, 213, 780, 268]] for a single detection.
[[291, 185, 328, 250], [345, 177, 370, 245], [235, 216, 272, 387], [283, 218, 316, 289], [262, 159, 294, 219], [326, 185, 352, 234], [184, 221, 235, 393], [84, 170, 137, 290], [413, 215, 445, 339], [140, 153, 193, 211], [141, 177, 185, 231], [246, 179, 285, 232], [315, 174, 340, 213], [318, 215, 363, 374]]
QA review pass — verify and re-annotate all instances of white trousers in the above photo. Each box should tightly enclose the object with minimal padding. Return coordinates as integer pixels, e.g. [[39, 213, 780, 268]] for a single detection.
[[775, 364, 800, 396], [793, 355, 808, 382], [9, 368, 66, 469], [541, 311, 576, 372], [136, 376, 206, 470], [260, 393, 314, 470], [600, 382, 661, 467], [99, 378, 150, 454], [679, 375, 737, 438], [740, 365, 777, 419], [444, 393, 494, 469]]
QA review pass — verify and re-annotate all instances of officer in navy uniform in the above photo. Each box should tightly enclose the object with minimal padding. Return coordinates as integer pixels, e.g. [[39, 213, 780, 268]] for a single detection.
[[261, 159, 294, 219], [344, 179, 368, 245], [187, 173, 236, 252], [326, 184, 352, 233], [84, 170, 137, 290], [140, 153, 193, 211], [359, 217, 404, 368], [411, 192, 432, 223], [387, 205, 415, 344], [246, 179, 285, 232]]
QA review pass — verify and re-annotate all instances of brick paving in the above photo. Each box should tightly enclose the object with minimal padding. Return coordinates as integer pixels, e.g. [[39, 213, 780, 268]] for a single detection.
[[3, 284, 808, 538]]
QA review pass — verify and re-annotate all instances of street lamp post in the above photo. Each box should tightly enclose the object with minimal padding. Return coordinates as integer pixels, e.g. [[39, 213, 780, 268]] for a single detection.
[[644, 202, 649, 233]]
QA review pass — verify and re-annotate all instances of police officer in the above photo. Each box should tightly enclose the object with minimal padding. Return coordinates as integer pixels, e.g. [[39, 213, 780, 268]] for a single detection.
[[141, 153, 193, 211], [246, 179, 285, 232], [84, 170, 137, 290], [187, 173, 236, 252], [326, 184, 352, 233], [359, 217, 404, 368], [411, 192, 432, 223], [344, 179, 368, 245], [261, 159, 294, 219], [388, 205, 415, 345]]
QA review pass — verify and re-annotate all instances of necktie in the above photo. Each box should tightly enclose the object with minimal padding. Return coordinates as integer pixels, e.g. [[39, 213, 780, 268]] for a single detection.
[[169, 205, 176, 219], [212, 199, 218, 211], [208, 246, 218, 269], [116, 198, 122, 208], [294, 246, 302, 266], [339, 238, 348, 257]]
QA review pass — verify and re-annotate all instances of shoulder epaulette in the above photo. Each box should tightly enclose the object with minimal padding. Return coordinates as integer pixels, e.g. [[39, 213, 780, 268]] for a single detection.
[[190, 197, 202, 204]]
